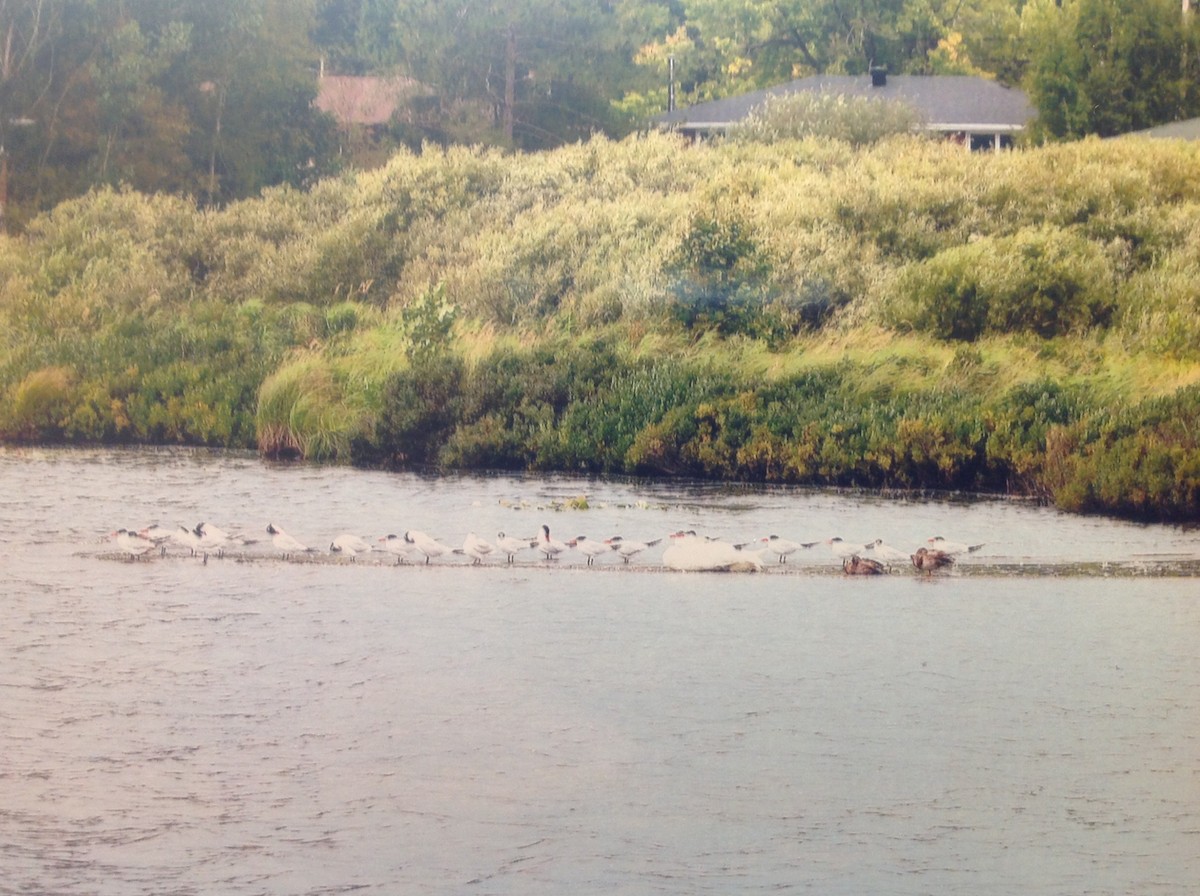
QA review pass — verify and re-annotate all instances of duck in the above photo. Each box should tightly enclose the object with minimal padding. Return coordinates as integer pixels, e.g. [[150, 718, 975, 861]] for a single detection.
[[572, 535, 615, 566], [537, 524, 572, 560], [330, 533, 373, 557], [460, 532, 496, 565], [662, 531, 764, 572], [928, 536, 985, 555], [604, 534, 662, 564], [496, 531, 536, 563], [404, 530, 453, 564], [911, 546, 955, 573], [843, 554, 887, 576]]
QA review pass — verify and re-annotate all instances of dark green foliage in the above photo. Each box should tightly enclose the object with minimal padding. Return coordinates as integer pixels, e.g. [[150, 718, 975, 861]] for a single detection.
[[446, 337, 626, 470], [556, 362, 736, 473], [983, 379, 1092, 492], [1025, 0, 1200, 141], [373, 354, 465, 466], [5, 135, 1200, 524], [1050, 386, 1200, 520]]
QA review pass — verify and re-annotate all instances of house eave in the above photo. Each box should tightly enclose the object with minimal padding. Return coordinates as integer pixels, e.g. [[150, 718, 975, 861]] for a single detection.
[[922, 123, 1026, 133]]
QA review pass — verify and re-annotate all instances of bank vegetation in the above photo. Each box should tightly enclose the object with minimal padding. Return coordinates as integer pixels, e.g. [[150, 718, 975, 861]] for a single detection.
[[3, 132, 1200, 522]]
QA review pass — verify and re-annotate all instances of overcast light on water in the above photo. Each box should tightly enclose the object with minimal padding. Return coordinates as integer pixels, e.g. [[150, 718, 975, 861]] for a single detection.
[[2, 446, 1198, 895]]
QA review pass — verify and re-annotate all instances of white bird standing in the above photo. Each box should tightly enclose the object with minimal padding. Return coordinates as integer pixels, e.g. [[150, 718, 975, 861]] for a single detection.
[[928, 536, 985, 555], [461, 532, 497, 565], [267, 523, 313, 559], [496, 531, 535, 563], [404, 530, 452, 564], [605, 535, 662, 564], [378, 533, 422, 565], [330, 533, 373, 557], [865, 538, 911, 566], [756, 534, 816, 563], [138, 525, 174, 556], [195, 522, 249, 557], [825, 536, 861, 560], [537, 524, 571, 560], [572, 535, 614, 566], [112, 527, 154, 560], [173, 525, 204, 555]]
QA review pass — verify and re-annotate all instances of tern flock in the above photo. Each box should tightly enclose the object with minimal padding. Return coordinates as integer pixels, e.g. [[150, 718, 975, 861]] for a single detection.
[[108, 520, 983, 574]]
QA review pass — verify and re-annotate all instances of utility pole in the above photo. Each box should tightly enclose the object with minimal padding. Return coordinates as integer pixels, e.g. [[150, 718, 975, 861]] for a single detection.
[[0, 145, 8, 235], [668, 56, 676, 113], [503, 24, 516, 144]]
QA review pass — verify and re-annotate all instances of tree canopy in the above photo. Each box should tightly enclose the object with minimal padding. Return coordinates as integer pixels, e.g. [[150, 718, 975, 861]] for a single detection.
[[1, 0, 1199, 225]]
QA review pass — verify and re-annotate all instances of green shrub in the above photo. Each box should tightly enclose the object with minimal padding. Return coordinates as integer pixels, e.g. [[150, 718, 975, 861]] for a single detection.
[[555, 360, 735, 473], [372, 354, 465, 466], [1042, 386, 1200, 520], [1116, 255, 1200, 361], [3, 366, 76, 440], [984, 380, 1092, 491], [667, 208, 788, 342], [888, 226, 1118, 341]]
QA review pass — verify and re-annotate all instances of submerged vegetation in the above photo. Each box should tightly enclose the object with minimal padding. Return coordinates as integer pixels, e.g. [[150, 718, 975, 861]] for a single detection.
[[3, 133, 1200, 521]]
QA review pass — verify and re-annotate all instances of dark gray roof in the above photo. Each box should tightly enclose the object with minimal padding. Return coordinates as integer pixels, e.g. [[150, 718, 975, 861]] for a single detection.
[[661, 74, 1034, 132], [1124, 117, 1200, 140]]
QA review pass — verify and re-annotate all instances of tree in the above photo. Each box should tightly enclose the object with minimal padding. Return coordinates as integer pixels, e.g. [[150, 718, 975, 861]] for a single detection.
[[0, 0, 339, 227], [1022, 0, 1200, 139], [0, 0, 74, 231], [634, 0, 997, 108], [172, 0, 336, 204], [317, 0, 649, 149], [91, 17, 193, 192]]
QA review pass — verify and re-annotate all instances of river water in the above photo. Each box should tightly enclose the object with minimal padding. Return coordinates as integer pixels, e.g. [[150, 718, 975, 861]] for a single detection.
[[2, 446, 1198, 895]]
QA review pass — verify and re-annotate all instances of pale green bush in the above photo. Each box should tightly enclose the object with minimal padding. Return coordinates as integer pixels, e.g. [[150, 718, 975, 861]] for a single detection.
[[887, 226, 1119, 341], [735, 92, 927, 146], [256, 354, 366, 461]]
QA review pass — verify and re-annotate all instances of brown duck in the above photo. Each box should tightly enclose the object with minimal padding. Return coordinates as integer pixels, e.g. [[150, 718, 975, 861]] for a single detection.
[[843, 554, 887, 576], [911, 546, 955, 573]]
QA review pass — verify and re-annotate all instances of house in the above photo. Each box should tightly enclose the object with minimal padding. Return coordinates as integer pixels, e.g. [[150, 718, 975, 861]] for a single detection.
[[314, 74, 425, 128], [659, 70, 1035, 151]]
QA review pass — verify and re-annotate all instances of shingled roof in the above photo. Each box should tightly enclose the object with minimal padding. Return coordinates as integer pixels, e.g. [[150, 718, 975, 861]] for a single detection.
[[1125, 117, 1200, 140], [660, 73, 1034, 137]]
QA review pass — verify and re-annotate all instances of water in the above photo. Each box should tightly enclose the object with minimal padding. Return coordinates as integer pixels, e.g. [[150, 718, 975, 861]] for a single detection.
[[2, 446, 1198, 895]]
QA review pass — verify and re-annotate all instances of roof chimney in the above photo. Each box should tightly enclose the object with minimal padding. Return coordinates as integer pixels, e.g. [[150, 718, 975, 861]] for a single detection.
[[870, 66, 887, 88]]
